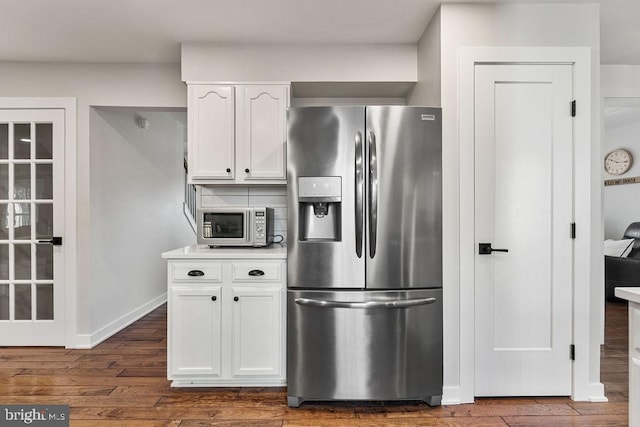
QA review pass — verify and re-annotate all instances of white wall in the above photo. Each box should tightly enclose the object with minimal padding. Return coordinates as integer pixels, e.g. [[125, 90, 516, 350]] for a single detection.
[[602, 66, 640, 240], [603, 105, 640, 238], [413, 3, 601, 403], [89, 108, 194, 343], [0, 62, 186, 344], [407, 8, 441, 106], [181, 43, 417, 83]]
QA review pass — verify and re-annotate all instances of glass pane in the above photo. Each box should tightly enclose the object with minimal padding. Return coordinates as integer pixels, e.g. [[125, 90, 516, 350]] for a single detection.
[[13, 164, 31, 200], [36, 244, 53, 280], [35, 123, 52, 160], [14, 123, 31, 160], [36, 284, 53, 320], [0, 244, 7, 280], [0, 284, 8, 320], [207, 213, 245, 238], [0, 204, 8, 240], [14, 284, 32, 320], [0, 164, 7, 199], [36, 204, 53, 240], [0, 123, 7, 159], [36, 164, 52, 199], [14, 244, 31, 280], [13, 203, 31, 240]]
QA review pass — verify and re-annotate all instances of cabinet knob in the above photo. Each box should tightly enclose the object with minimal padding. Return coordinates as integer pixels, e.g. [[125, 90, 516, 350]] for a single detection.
[[211, 296, 217, 301], [244, 168, 250, 173], [234, 296, 239, 302], [226, 168, 231, 173]]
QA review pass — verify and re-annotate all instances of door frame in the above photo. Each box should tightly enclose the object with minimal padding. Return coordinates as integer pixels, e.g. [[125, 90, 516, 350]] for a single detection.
[[0, 98, 76, 348], [458, 47, 605, 403]]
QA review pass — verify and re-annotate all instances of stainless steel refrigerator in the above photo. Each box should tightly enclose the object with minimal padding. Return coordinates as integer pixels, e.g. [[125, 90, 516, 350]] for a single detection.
[[286, 106, 442, 407]]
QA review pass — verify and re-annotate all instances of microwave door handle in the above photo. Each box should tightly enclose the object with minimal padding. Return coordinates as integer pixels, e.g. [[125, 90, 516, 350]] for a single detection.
[[355, 131, 364, 258], [246, 211, 252, 243], [368, 131, 378, 258]]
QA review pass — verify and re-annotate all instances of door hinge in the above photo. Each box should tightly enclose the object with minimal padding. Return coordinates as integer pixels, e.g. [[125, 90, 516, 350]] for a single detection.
[[571, 223, 576, 239], [571, 100, 576, 117], [570, 344, 576, 360]]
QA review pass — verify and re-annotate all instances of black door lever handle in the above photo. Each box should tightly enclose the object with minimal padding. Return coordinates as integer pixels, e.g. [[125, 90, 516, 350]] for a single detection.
[[479, 243, 509, 255], [38, 237, 62, 246]]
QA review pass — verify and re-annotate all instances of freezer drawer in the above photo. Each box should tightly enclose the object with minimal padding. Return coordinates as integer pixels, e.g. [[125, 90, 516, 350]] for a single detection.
[[287, 288, 442, 407]]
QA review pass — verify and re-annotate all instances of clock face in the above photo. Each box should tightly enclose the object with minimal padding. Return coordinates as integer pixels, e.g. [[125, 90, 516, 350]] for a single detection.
[[604, 149, 633, 175]]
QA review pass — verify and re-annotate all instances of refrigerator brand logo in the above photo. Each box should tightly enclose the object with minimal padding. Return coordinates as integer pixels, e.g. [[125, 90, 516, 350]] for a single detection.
[[421, 114, 436, 121]]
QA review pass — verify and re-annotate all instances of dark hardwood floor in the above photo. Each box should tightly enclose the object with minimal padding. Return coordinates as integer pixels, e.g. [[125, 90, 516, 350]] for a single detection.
[[0, 302, 629, 426]]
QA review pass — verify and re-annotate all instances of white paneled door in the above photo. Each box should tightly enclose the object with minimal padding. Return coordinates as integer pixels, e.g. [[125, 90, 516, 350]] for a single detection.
[[474, 65, 573, 396], [0, 109, 65, 345]]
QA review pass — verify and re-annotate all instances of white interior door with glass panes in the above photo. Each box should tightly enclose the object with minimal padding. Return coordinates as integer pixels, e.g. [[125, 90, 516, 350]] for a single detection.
[[0, 109, 65, 345], [474, 64, 574, 396]]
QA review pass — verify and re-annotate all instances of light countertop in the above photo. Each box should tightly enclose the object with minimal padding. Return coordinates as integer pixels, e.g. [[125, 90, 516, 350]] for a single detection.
[[162, 243, 287, 260], [614, 287, 640, 304]]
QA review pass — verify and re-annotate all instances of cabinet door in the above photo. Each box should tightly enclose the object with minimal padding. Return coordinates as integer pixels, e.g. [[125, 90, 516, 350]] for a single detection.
[[169, 286, 222, 378], [236, 85, 289, 182], [188, 85, 235, 180], [230, 284, 284, 377]]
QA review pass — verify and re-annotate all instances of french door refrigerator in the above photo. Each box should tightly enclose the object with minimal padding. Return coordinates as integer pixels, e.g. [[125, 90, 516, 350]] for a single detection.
[[286, 106, 443, 407]]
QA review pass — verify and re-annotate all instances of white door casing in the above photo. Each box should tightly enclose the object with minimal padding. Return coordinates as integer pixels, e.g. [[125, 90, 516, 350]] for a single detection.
[[474, 64, 573, 396], [457, 48, 602, 404], [0, 109, 65, 345]]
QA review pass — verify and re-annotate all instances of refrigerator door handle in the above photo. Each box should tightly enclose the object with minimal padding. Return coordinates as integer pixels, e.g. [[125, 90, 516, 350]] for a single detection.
[[368, 131, 378, 258], [355, 131, 364, 258], [294, 297, 436, 309]]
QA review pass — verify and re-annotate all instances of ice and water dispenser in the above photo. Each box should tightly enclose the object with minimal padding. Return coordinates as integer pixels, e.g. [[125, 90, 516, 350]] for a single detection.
[[297, 177, 342, 241]]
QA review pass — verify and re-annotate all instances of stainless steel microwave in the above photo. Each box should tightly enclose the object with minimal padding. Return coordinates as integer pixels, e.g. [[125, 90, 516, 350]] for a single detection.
[[197, 207, 275, 247]]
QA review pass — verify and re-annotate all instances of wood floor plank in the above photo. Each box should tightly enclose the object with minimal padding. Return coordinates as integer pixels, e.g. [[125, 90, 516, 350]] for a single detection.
[[0, 374, 171, 387], [501, 414, 628, 426], [0, 385, 114, 396], [569, 401, 629, 415], [283, 417, 508, 426], [71, 421, 180, 427]]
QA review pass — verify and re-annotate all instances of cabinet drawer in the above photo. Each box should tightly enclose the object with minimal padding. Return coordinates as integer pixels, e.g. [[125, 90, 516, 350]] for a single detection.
[[172, 262, 223, 282], [232, 262, 281, 282]]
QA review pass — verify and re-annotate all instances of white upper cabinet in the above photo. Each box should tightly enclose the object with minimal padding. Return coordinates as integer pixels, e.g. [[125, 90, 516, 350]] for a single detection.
[[187, 83, 290, 184], [188, 85, 236, 180]]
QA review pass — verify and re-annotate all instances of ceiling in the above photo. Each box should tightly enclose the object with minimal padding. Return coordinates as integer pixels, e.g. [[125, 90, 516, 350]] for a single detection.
[[0, 0, 637, 65]]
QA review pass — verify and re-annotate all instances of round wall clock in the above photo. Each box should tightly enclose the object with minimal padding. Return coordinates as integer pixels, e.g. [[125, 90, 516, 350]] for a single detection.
[[604, 148, 633, 175]]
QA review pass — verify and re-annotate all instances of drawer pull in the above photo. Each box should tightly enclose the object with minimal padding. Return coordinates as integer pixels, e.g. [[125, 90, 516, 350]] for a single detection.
[[187, 270, 205, 277], [248, 269, 265, 277]]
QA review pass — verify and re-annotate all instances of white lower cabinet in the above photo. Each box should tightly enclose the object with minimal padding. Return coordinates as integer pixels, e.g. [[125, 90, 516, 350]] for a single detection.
[[169, 286, 222, 379], [167, 259, 286, 387], [231, 285, 283, 378], [631, 301, 640, 427]]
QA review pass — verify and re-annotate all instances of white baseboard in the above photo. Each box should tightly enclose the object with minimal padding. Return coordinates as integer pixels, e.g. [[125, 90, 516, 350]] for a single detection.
[[86, 293, 167, 348], [442, 386, 465, 405], [587, 382, 608, 402], [69, 335, 93, 349]]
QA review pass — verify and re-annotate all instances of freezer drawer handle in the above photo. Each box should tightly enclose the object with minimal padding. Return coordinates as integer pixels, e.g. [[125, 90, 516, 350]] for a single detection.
[[294, 297, 436, 309]]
